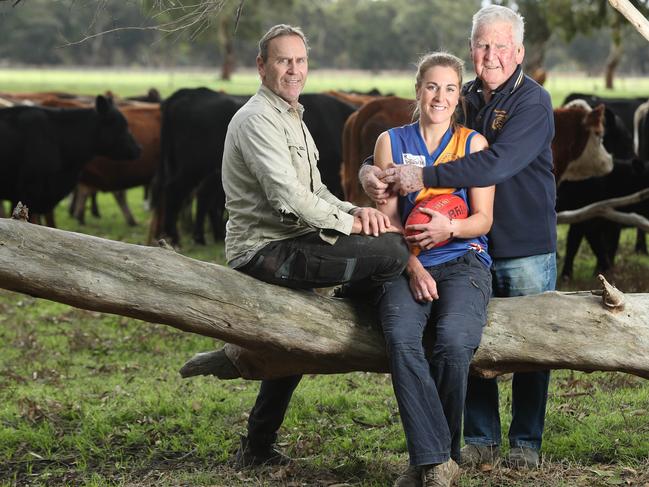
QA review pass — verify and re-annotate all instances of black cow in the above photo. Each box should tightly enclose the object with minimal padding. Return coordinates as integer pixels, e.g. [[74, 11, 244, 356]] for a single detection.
[[557, 158, 649, 279], [152, 88, 356, 245], [0, 95, 141, 215], [151, 88, 248, 245]]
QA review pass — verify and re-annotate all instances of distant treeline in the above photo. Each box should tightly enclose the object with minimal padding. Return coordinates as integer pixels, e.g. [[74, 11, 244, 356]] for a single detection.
[[1, 0, 649, 75]]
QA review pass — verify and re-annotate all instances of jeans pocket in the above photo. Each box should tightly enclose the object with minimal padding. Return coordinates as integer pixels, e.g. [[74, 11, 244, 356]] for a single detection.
[[314, 255, 356, 284], [469, 273, 491, 324], [274, 250, 306, 281]]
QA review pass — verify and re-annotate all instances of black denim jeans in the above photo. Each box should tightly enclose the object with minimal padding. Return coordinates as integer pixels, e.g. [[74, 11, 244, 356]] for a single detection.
[[238, 231, 409, 449]]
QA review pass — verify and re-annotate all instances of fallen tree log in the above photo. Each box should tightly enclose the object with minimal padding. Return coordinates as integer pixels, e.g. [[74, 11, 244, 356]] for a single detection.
[[1, 217, 649, 381]]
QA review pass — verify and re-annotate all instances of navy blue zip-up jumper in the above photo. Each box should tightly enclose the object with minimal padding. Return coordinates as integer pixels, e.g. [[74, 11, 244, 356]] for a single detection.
[[422, 65, 557, 259]]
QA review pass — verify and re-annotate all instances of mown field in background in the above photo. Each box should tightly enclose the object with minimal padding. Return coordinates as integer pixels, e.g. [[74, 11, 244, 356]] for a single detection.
[[4, 68, 649, 107], [1, 71, 649, 486]]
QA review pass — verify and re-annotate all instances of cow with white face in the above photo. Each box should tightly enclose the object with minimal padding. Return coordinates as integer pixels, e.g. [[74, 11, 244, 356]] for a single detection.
[[554, 100, 613, 185]]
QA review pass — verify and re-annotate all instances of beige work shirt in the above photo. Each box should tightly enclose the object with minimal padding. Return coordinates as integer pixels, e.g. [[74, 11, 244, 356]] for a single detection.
[[223, 85, 357, 267]]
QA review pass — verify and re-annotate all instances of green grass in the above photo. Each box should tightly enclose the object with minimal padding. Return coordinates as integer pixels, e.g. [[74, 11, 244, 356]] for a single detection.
[[3, 68, 649, 106], [1, 72, 649, 486]]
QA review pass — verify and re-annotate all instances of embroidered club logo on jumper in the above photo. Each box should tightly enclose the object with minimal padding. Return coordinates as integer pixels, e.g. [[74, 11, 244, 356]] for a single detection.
[[491, 109, 508, 131]]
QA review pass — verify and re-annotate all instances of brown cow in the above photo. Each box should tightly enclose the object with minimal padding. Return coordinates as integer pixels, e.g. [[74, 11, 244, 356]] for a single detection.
[[0, 91, 95, 107], [553, 102, 612, 184], [324, 90, 379, 108], [341, 96, 415, 205], [72, 103, 161, 225], [530, 68, 547, 86]]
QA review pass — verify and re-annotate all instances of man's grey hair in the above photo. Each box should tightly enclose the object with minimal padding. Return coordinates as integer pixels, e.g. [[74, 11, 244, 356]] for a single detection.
[[471, 5, 525, 46], [258, 24, 309, 62]]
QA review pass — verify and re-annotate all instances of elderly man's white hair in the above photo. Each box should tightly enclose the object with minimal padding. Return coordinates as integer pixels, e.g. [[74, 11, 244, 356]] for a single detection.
[[471, 5, 525, 46]]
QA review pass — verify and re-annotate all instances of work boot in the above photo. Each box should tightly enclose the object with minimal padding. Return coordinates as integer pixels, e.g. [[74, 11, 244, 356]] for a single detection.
[[421, 459, 460, 487], [459, 444, 500, 468], [394, 465, 422, 487], [505, 446, 540, 469], [233, 435, 291, 469]]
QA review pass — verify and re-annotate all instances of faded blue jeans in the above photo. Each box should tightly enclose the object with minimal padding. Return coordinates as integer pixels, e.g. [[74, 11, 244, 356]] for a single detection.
[[463, 252, 557, 451], [380, 251, 492, 465]]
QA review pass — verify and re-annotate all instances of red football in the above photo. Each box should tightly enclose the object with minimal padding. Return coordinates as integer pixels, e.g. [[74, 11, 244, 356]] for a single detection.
[[405, 194, 469, 247]]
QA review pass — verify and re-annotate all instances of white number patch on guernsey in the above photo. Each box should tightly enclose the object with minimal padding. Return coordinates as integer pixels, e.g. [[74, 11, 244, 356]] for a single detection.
[[402, 153, 426, 167]]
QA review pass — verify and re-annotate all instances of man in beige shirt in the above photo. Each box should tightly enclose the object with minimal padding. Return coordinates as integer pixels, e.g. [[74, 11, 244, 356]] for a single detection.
[[222, 24, 408, 468]]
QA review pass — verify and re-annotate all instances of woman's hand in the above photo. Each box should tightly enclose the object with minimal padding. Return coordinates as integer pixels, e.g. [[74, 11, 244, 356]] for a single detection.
[[408, 263, 439, 302], [405, 208, 453, 250]]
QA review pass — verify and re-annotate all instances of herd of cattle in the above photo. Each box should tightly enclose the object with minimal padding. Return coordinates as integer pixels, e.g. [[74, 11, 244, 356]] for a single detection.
[[1, 85, 649, 280]]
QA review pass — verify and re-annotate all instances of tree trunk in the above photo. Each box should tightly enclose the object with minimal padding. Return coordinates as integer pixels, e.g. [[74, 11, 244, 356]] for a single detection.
[[218, 16, 235, 81], [605, 21, 624, 89], [1, 217, 649, 381]]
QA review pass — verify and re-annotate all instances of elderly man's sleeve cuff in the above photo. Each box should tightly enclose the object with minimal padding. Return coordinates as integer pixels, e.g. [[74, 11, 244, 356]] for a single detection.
[[422, 165, 437, 188]]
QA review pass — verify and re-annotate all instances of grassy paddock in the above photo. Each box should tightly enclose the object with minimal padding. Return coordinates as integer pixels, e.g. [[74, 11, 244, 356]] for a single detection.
[[3, 68, 649, 106], [1, 71, 649, 486]]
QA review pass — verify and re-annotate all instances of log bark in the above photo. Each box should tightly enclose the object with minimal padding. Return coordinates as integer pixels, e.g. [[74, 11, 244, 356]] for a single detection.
[[1, 218, 649, 381]]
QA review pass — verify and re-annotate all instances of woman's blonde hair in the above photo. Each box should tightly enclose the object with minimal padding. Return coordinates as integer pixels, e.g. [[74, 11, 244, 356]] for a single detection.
[[413, 51, 465, 129]]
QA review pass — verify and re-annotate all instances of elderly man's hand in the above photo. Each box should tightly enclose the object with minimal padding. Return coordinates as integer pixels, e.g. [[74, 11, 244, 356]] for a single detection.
[[359, 165, 391, 204], [381, 164, 425, 195]]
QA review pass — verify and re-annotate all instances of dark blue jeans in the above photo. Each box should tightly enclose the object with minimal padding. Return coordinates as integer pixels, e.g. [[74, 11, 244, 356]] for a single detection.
[[463, 252, 556, 451], [238, 231, 409, 449], [380, 251, 491, 465]]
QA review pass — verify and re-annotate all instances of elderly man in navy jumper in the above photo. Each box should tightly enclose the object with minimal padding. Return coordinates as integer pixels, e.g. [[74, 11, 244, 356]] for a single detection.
[[360, 4, 556, 476]]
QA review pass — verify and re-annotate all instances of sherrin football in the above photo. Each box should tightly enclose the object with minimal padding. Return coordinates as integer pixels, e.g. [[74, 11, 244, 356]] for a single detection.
[[405, 193, 469, 247]]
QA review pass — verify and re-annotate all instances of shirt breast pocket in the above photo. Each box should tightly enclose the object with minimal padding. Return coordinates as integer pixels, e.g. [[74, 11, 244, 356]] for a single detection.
[[287, 140, 308, 176]]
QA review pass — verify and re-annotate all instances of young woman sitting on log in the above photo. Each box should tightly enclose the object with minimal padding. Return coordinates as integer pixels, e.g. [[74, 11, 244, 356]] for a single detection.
[[373, 52, 494, 487]]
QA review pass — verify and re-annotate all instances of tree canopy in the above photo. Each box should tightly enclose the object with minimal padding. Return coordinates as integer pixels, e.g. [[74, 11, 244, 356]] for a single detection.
[[1, 0, 649, 77]]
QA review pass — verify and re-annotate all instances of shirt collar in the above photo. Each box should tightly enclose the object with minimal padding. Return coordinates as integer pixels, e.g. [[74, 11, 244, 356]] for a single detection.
[[466, 64, 525, 101], [258, 84, 304, 117]]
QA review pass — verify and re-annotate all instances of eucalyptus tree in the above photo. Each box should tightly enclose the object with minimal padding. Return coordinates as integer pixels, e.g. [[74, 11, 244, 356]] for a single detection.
[[546, 0, 649, 88]]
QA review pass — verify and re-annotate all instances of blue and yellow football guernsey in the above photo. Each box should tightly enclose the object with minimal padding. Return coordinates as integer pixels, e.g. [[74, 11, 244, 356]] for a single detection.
[[388, 122, 491, 268]]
